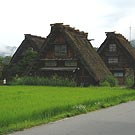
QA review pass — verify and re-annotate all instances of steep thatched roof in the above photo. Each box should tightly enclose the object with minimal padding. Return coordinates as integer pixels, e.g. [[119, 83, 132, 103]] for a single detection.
[[40, 23, 111, 81], [10, 34, 45, 63], [98, 32, 135, 62]]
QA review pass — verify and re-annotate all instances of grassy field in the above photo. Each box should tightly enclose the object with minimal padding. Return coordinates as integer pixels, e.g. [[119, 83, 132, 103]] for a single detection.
[[0, 86, 135, 134]]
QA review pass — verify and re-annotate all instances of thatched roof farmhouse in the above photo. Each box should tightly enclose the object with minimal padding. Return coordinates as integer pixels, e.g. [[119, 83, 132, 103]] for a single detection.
[[98, 32, 135, 85], [24, 23, 111, 86]]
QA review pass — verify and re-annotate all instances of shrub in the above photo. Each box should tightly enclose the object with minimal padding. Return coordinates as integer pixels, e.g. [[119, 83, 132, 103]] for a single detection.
[[125, 75, 134, 87], [100, 80, 110, 87], [10, 76, 77, 87], [100, 75, 118, 87]]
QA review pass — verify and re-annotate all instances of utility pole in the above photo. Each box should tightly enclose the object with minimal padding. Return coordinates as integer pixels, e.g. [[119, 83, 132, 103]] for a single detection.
[[129, 26, 131, 42]]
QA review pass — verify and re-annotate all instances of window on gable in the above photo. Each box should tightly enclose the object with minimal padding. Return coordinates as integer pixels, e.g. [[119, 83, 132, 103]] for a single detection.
[[55, 45, 67, 57], [108, 57, 118, 64], [109, 44, 116, 52], [114, 72, 124, 77]]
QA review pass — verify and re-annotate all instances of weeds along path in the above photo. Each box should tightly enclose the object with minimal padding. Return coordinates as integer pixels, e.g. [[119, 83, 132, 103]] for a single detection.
[[9, 101, 135, 135]]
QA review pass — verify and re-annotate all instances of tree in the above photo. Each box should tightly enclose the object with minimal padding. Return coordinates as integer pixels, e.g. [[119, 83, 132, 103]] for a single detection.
[[0, 56, 3, 79], [0, 56, 3, 64], [20, 48, 38, 69], [2, 56, 11, 65], [3, 49, 38, 79]]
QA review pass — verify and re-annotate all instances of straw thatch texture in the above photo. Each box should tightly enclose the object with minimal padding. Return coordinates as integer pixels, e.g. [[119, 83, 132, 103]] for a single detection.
[[10, 34, 45, 63]]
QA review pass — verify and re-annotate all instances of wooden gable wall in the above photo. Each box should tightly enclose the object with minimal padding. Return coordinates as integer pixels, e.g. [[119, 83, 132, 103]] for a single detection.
[[41, 33, 75, 59], [99, 39, 132, 69]]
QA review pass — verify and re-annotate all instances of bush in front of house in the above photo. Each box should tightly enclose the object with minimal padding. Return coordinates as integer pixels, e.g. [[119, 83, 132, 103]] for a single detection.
[[100, 80, 111, 87], [125, 75, 134, 87], [100, 75, 118, 87], [10, 76, 77, 87]]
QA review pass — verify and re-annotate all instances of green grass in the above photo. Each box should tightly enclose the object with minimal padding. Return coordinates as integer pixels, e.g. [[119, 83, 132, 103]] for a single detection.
[[0, 86, 135, 134]]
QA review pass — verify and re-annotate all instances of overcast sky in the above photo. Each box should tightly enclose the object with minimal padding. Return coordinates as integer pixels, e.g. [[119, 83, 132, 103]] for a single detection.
[[0, 0, 135, 51]]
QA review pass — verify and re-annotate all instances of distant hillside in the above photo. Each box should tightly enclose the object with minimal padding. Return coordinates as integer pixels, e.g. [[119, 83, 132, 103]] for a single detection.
[[130, 40, 135, 48], [0, 46, 17, 57]]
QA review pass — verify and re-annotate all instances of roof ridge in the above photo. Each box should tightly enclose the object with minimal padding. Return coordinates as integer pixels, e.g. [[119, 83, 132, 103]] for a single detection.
[[116, 33, 130, 44], [50, 23, 88, 38], [24, 34, 45, 40], [105, 32, 130, 44], [64, 25, 88, 37]]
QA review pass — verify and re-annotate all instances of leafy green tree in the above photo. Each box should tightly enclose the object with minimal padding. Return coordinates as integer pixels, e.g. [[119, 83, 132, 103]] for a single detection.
[[0, 56, 4, 79], [20, 48, 38, 69], [0, 56, 3, 64], [2, 56, 11, 65], [0, 56, 12, 79], [3, 49, 38, 79]]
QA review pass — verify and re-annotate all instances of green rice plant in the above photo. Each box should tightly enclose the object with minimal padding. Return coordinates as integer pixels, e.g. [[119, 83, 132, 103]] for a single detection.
[[0, 86, 135, 134]]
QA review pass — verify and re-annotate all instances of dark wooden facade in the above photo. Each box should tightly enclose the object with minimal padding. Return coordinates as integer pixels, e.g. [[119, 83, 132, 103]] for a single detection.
[[26, 23, 111, 86], [98, 32, 135, 85]]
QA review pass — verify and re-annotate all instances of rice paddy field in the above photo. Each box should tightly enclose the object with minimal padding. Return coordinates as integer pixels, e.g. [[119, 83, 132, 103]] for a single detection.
[[0, 86, 135, 134]]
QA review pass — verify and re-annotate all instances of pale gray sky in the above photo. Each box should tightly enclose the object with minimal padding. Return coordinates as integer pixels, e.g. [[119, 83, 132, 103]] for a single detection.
[[0, 0, 135, 51]]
